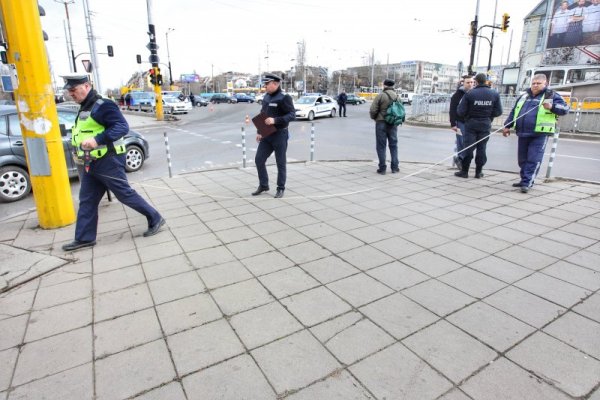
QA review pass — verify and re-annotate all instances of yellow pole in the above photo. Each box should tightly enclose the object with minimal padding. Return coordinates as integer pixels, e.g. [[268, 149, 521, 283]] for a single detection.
[[0, 0, 75, 228], [154, 67, 163, 120]]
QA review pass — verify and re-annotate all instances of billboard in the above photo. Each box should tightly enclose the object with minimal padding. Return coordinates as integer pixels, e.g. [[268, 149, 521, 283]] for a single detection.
[[180, 74, 200, 83], [547, 0, 600, 49]]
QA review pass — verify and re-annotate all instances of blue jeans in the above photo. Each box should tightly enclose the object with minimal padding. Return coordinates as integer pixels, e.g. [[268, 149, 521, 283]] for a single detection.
[[456, 121, 466, 161], [255, 129, 289, 190], [375, 121, 398, 171]]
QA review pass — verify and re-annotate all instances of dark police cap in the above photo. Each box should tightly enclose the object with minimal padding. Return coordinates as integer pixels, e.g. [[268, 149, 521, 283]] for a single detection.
[[383, 79, 395, 87], [262, 73, 281, 83], [61, 74, 90, 89]]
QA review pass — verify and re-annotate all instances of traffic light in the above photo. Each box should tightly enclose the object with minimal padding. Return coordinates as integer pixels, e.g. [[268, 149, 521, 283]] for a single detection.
[[136, 54, 142, 64], [156, 74, 163, 86], [107, 45, 114, 57], [148, 69, 156, 85], [501, 13, 510, 32], [38, 3, 48, 41], [469, 20, 477, 37]]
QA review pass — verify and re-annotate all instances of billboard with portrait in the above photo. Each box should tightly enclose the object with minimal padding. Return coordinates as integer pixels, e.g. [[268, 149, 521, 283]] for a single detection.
[[547, 0, 600, 49]]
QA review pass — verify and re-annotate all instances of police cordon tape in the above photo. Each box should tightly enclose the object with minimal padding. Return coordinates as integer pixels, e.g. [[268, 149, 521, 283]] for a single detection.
[[98, 105, 547, 201]]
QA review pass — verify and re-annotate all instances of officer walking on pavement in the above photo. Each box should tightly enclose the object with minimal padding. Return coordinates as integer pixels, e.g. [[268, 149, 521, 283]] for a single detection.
[[502, 73, 568, 193], [61, 74, 165, 252], [252, 73, 296, 198], [456, 73, 503, 179]]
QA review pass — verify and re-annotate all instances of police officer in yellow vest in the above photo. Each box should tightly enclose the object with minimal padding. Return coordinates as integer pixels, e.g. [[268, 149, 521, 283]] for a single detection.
[[61, 74, 165, 251], [502, 74, 569, 193]]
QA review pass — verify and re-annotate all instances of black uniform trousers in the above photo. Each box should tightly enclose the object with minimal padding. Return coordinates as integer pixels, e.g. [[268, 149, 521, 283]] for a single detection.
[[255, 129, 289, 190], [338, 103, 346, 117], [461, 119, 491, 173], [75, 154, 161, 243]]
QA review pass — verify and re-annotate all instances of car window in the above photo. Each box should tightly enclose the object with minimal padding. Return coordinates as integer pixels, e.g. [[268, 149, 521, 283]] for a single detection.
[[0, 116, 7, 136], [8, 114, 22, 136], [57, 110, 77, 130]]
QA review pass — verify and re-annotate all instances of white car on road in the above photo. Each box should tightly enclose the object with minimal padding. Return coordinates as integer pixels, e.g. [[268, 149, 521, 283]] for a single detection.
[[294, 95, 337, 120], [162, 96, 192, 114]]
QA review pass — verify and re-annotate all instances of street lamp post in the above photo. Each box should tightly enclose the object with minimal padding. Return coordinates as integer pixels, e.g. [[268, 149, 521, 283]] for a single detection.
[[165, 28, 174, 90], [54, 0, 76, 72]]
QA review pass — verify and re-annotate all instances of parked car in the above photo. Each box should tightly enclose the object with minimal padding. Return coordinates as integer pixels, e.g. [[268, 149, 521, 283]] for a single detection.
[[162, 96, 193, 114], [255, 94, 265, 104], [294, 95, 337, 120], [342, 94, 367, 105], [210, 93, 237, 104], [233, 93, 255, 103], [0, 105, 150, 202], [399, 92, 415, 105], [191, 95, 208, 107]]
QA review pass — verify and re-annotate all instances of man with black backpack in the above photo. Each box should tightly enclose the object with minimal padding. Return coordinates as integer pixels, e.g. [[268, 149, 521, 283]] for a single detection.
[[369, 79, 404, 174]]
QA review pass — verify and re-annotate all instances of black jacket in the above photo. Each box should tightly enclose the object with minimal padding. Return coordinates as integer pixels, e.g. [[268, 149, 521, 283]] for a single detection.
[[260, 88, 296, 130], [449, 87, 466, 127], [457, 85, 502, 122]]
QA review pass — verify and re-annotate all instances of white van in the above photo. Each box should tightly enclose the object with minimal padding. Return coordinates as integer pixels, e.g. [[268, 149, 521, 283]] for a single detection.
[[399, 92, 414, 105]]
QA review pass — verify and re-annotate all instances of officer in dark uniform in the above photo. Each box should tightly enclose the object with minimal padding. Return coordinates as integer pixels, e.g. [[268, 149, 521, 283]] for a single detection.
[[252, 73, 296, 198], [61, 74, 165, 251], [456, 73, 503, 179]]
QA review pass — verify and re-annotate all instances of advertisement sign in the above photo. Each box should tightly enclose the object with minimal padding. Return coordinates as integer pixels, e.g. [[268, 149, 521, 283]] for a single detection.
[[180, 74, 200, 83], [547, 0, 599, 49]]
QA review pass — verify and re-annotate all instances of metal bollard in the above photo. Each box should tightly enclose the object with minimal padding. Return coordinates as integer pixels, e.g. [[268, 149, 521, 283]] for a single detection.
[[310, 122, 315, 162], [241, 126, 247, 168], [573, 101, 582, 133], [163, 131, 173, 178], [545, 128, 560, 179]]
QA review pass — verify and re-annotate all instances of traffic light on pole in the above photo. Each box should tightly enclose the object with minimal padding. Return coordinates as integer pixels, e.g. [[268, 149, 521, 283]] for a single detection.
[[107, 45, 114, 57], [148, 69, 156, 85], [501, 13, 510, 32]]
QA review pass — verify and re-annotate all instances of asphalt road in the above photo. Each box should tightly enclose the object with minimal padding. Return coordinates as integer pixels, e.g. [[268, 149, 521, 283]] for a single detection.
[[2, 102, 599, 220]]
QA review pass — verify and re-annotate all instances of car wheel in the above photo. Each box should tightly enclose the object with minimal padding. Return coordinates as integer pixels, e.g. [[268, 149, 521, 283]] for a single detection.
[[125, 145, 145, 172], [308, 111, 315, 121], [0, 166, 31, 202], [330, 109, 336, 118], [257, 100, 262, 104]]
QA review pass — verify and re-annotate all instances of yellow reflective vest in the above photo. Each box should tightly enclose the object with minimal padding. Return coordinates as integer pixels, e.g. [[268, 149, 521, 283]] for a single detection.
[[513, 93, 558, 134], [72, 99, 126, 160]]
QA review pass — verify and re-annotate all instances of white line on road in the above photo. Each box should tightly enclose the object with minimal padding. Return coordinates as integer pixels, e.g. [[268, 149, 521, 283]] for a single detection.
[[555, 154, 600, 162]]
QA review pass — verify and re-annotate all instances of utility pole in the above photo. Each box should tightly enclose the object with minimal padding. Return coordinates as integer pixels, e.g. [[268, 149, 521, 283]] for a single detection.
[[82, 0, 102, 94], [370, 48, 375, 92], [146, 0, 163, 120], [165, 28, 174, 90], [487, 0, 499, 76], [55, 0, 76, 72], [468, 0, 480, 75], [0, 0, 75, 228]]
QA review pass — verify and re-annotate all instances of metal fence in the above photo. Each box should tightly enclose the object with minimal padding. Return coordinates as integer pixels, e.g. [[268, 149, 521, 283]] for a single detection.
[[408, 94, 600, 134]]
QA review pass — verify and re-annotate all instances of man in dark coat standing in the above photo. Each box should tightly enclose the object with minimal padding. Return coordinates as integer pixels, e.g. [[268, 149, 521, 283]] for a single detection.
[[337, 91, 348, 117]]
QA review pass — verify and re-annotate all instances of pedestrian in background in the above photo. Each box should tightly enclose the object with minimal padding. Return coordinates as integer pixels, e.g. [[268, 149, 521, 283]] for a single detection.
[[369, 79, 400, 175], [337, 91, 348, 117], [502, 73, 568, 193], [449, 75, 474, 169], [61, 74, 165, 252], [455, 73, 503, 179], [252, 73, 296, 198]]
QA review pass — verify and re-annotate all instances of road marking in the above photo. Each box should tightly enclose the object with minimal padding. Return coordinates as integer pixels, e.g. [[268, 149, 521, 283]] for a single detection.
[[554, 154, 600, 162], [222, 141, 232, 144]]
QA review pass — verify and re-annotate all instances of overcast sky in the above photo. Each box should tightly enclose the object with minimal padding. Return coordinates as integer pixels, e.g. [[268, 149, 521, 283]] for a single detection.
[[40, 0, 541, 91]]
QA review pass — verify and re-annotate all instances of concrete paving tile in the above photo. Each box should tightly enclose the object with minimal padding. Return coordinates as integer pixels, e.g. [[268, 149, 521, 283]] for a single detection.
[[590, 387, 600, 400], [138, 241, 184, 263], [359, 293, 439, 339], [402, 251, 461, 277], [461, 357, 571, 400], [327, 216, 368, 231], [299, 256, 360, 284], [0, 289, 35, 321], [327, 273, 394, 307], [542, 260, 600, 291], [230, 302, 302, 349], [296, 222, 340, 239], [457, 233, 513, 254], [0, 314, 27, 351], [403, 320, 497, 384], [543, 312, 600, 359], [452, 216, 496, 232], [286, 370, 374, 399], [507, 332, 600, 397], [315, 232, 365, 253], [226, 237, 275, 259], [197, 261, 253, 289], [366, 261, 429, 290], [515, 272, 592, 308], [247, 218, 289, 235], [402, 280, 475, 317], [430, 241, 488, 265], [258, 267, 320, 299], [95, 340, 176, 400], [346, 225, 394, 244], [183, 354, 276, 400], [284, 213, 321, 228], [371, 237, 424, 260], [156, 293, 222, 336], [427, 222, 475, 240], [241, 251, 295, 276], [468, 256, 533, 284], [542, 229, 597, 248], [403, 229, 452, 248], [0, 347, 17, 392], [142, 254, 193, 281], [211, 279, 274, 316], [447, 302, 535, 352], [402, 213, 443, 229], [93, 248, 140, 273], [95, 308, 163, 358], [93, 264, 146, 294], [561, 222, 600, 241], [26, 298, 91, 342], [438, 389, 472, 400], [148, 270, 206, 305], [12, 326, 92, 386], [281, 287, 352, 327], [483, 225, 534, 245], [495, 246, 558, 271], [94, 284, 154, 322], [205, 216, 245, 232], [507, 219, 554, 236], [349, 343, 452, 400], [573, 292, 600, 323], [33, 277, 91, 309], [251, 330, 341, 395], [280, 241, 331, 264], [7, 363, 93, 400], [310, 312, 362, 343], [521, 237, 580, 259], [375, 219, 420, 235], [178, 232, 221, 252], [170, 222, 210, 239], [262, 229, 309, 249], [565, 250, 600, 272], [439, 268, 506, 299], [167, 319, 244, 375], [133, 381, 186, 400], [39, 261, 91, 288], [337, 245, 396, 271]]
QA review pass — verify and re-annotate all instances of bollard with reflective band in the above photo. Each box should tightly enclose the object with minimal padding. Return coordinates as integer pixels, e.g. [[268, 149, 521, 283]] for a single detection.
[[545, 128, 560, 179], [310, 122, 315, 162], [241, 126, 246, 168], [163, 131, 172, 178]]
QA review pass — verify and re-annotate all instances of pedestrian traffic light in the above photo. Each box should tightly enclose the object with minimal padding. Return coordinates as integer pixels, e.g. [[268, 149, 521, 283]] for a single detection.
[[107, 45, 114, 57], [156, 74, 163, 86], [148, 69, 156, 85], [501, 13, 510, 32]]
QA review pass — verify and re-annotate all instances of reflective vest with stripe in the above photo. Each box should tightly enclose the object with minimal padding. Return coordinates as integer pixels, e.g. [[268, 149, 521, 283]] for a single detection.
[[72, 99, 126, 160], [513, 93, 558, 134]]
